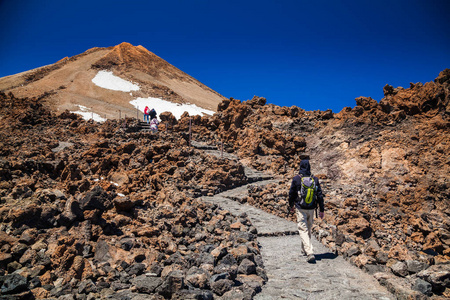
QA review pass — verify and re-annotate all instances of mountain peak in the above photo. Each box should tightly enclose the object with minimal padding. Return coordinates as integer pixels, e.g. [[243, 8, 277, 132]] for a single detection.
[[92, 42, 171, 76], [116, 41, 135, 48], [112, 42, 149, 55]]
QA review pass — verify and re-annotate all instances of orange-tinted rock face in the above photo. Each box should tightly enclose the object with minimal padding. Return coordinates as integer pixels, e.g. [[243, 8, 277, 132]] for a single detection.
[[198, 71, 449, 297], [0, 69, 448, 298]]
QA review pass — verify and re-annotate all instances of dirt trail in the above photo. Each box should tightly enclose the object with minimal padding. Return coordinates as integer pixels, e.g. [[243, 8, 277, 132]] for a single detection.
[[198, 144, 394, 299]]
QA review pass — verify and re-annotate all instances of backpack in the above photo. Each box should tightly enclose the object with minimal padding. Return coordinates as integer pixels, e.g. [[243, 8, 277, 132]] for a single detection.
[[150, 118, 159, 131], [297, 176, 317, 208]]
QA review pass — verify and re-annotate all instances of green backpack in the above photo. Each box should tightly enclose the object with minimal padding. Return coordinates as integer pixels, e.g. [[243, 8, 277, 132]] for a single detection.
[[298, 176, 317, 208]]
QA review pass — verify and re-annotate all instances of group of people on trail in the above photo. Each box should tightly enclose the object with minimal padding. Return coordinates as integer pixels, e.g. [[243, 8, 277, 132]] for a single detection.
[[288, 159, 325, 264], [144, 106, 159, 132]]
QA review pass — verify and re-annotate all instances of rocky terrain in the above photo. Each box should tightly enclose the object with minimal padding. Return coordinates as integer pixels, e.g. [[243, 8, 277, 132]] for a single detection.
[[0, 92, 266, 299], [198, 70, 450, 298], [0, 68, 449, 299]]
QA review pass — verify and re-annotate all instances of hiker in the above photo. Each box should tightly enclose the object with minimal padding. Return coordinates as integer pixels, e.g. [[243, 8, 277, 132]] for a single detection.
[[149, 108, 157, 120], [144, 106, 150, 124], [150, 117, 159, 132], [288, 159, 324, 263]]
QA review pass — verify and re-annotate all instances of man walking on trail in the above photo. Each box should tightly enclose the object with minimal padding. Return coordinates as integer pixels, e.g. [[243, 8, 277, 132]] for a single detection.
[[289, 160, 325, 263]]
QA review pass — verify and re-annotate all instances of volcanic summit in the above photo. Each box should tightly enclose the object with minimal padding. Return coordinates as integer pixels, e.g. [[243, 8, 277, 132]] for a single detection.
[[0, 42, 226, 120]]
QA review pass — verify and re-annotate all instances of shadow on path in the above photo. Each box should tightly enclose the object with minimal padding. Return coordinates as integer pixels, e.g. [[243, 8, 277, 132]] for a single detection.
[[315, 252, 338, 261]]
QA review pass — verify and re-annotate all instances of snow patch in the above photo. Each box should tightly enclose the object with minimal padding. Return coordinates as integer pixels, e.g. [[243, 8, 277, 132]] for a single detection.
[[92, 70, 140, 92], [90, 70, 215, 121], [71, 105, 106, 122], [130, 97, 215, 120]]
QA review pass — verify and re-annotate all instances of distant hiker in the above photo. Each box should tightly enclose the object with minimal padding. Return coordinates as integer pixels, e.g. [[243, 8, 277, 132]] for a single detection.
[[144, 106, 150, 123], [149, 108, 157, 120], [288, 159, 325, 263], [150, 117, 159, 132]]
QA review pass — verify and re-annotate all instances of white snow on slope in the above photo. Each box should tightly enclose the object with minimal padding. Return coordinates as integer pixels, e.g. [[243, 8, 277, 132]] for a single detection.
[[90, 70, 214, 121], [92, 70, 140, 92], [130, 97, 215, 120], [71, 105, 106, 122]]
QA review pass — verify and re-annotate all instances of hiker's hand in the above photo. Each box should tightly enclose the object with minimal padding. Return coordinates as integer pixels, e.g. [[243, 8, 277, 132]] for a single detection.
[[319, 212, 324, 219]]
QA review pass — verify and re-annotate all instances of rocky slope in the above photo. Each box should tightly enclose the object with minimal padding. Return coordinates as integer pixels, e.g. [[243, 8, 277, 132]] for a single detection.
[[193, 69, 449, 298], [0, 42, 225, 120], [0, 69, 449, 299], [0, 92, 265, 299]]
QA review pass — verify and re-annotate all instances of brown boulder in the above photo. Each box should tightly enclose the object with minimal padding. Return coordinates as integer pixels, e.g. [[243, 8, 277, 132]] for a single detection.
[[423, 232, 444, 253], [338, 217, 371, 238], [113, 196, 135, 212], [0, 252, 12, 269], [355, 96, 379, 110], [343, 198, 358, 208], [108, 172, 130, 186], [0, 231, 18, 247], [117, 142, 136, 155], [245, 96, 266, 108], [186, 267, 210, 289], [31, 287, 51, 299], [383, 84, 396, 96], [417, 264, 450, 292], [160, 111, 178, 125]]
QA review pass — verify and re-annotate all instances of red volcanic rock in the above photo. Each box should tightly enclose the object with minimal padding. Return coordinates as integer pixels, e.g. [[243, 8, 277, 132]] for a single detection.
[[113, 196, 134, 212], [423, 232, 445, 253], [355, 96, 379, 110], [338, 217, 371, 238], [0, 69, 448, 298], [379, 72, 449, 116], [245, 96, 267, 108], [0, 93, 268, 298], [201, 70, 449, 298], [160, 111, 178, 126]]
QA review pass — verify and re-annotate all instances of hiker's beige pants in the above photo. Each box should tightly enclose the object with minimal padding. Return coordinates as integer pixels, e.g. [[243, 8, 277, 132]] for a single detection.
[[296, 208, 315, 256]]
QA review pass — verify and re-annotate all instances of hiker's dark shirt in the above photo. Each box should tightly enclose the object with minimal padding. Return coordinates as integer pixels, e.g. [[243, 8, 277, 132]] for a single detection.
[[288, 160, 324, 212]]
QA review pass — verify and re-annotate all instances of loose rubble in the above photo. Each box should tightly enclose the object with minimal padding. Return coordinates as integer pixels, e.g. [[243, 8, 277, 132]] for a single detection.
[[0, 92, 265, 299], [0, 69, 449, 299], [205, 70, 450, 299]]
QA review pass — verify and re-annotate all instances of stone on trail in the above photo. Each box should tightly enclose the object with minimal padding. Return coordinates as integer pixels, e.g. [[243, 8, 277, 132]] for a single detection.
[[130, 275, 163, 294], [238, 258, 257, 275], [1, 273, 28, 294], [211, 278, 234, 296]]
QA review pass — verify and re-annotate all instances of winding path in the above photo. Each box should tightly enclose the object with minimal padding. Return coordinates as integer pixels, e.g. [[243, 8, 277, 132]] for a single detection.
[[197, 143, 394, 299]]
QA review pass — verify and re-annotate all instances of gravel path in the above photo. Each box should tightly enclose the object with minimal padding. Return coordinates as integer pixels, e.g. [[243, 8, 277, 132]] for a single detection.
[[196, 142, 394, 299], [256, 234, 394, 300], [202, 182, 394, 299]]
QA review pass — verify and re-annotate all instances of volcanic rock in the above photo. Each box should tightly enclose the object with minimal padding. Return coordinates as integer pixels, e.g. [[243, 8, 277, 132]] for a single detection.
[[0, 65, 448, 299], [1, 273, 28, 295]]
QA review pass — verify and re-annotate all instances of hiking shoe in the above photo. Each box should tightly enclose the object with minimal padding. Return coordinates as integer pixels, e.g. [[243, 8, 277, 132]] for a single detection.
[[306, 254, 316, 263]]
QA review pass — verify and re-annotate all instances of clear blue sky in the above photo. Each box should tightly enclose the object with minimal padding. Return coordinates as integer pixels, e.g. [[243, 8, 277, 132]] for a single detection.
[[1, 0, 449, 112]]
